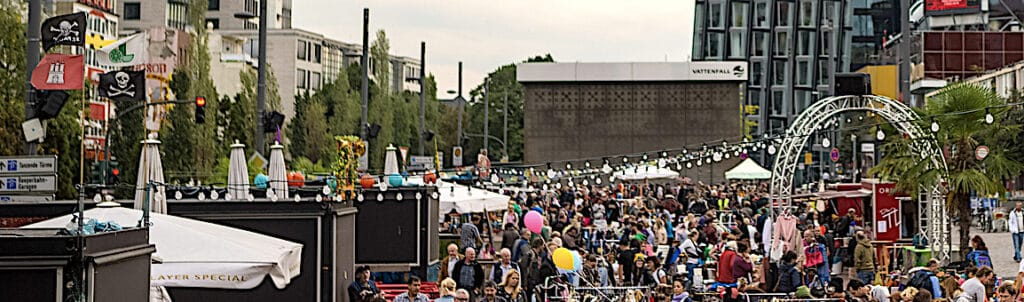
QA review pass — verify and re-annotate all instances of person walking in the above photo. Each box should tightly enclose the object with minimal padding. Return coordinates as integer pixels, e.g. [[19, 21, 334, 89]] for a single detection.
[[1010, 202, 1024, 262], [853, 231, 876, 284], [462, 215, 483, 252], [477, 280, 508, 302], [490, 248, 519, 283], [497, 268, 524, 302], [393, 276, 430, 302], [962, 267, 994, 302], [437, 278, 458, 302], [453, 248, 485, 298], [441, 243, 462, 282]]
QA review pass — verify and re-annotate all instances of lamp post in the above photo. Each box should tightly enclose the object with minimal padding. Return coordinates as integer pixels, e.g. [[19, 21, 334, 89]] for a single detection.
[[503, 91, 508, 161], [483, 77, 489, 152], [418, 42, 426, 155], [233, 5, 268, 156]]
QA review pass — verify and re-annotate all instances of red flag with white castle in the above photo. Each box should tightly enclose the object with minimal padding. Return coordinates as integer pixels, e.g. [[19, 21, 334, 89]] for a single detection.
[[31, 54, 84, 90]]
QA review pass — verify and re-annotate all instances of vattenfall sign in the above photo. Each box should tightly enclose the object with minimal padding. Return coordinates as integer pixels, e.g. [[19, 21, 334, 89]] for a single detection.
[[689, 62, 748, 80]]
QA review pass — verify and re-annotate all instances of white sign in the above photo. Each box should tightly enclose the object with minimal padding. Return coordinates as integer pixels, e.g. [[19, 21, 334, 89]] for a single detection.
[[860, 143, 875, 153], [409, 156, 435, 171], [976, 145, 990, 161], [452, 146, 463, 167], [22, 118, 44, 142], [151, 263, 270, 289], [0, 175, 58, 193], [0, 156, 57, 175]]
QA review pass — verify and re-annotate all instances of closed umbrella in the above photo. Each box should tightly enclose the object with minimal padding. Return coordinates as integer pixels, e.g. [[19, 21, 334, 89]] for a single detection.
[[228, 141, 250, 201], [268, 143, 288, 200], [134, 136, 167, 213]]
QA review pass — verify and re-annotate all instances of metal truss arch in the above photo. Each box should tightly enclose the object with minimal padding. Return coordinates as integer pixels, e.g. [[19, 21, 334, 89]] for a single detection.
[[769, 95, 951, 260]]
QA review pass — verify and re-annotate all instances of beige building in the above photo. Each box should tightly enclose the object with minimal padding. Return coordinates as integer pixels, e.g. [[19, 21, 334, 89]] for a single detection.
[[204, 0, 292, 30], [118, 0, 189, 33], [213, 28, 421, 125]]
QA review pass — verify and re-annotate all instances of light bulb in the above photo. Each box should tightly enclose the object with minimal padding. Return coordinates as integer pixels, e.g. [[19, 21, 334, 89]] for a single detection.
[[686, 162, 693, 169], [768, 145, 777, 155], [985, 110, 994, 124], [566, 163, 572, 170], [822, 137, 831, 148], [622, 157, 629, 163], [596, 178, 602, 185], [930, 119, 939, 133], [876, 129, 886, 141]]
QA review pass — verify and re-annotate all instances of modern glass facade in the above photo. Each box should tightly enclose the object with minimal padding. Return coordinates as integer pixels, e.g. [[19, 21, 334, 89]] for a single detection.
[[693, 0, 863, 137]]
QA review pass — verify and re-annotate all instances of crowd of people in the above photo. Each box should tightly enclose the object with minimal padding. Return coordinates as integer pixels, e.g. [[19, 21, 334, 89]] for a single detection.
[[352, 179, 1018, 302]]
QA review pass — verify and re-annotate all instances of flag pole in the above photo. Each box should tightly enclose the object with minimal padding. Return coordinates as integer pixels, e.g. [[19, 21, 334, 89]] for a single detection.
[[76, 49, 87, 302]]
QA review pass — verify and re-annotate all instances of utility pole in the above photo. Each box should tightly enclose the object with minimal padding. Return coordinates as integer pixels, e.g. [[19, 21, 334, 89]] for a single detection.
[[483, 77, 489, 152], [25, 0, 41, 155], [900, 0, 912, 105], [255, 0, 268, 155], [503, 91, 508, 161], [360, 8, 369, 142], [457, 62, 463, 145], [418, 42, 426, 156]]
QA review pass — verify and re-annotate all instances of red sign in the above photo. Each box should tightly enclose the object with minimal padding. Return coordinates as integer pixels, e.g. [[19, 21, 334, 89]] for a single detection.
[[925, 0, 981, 14], [871, 182, 901, 241]]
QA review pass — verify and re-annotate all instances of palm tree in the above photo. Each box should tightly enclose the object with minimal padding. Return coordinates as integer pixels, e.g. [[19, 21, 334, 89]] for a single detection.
[[872, 82, 1023, 256]]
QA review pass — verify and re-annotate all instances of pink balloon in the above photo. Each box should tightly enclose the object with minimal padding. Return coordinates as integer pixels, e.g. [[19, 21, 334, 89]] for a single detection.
[[524, 211, 543, 234]]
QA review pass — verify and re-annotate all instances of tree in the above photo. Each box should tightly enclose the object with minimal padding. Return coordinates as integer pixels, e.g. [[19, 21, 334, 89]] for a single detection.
[[872, 82, 1023, 255], [0, 0, 26, 156], [370, 30, 391, 94], [41, 88, 85, 199]]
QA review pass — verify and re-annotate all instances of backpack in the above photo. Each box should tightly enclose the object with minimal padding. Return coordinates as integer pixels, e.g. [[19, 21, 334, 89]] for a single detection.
[[906, 270, 936, 293], [969, 250, 992, 268]]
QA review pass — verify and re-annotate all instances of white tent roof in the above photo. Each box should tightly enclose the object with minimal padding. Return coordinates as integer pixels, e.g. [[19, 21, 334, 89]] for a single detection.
[[612, 165, 679, 181], [725, 158, 772, 180], [437, 181, 510, 217], [25, 207, 302, 290]]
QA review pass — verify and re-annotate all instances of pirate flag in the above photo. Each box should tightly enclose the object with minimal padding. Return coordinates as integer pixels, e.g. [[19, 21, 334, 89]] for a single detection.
[[30, 54, 84, 90], [41, 12, 86, 51], [98, 70, 145, 102]]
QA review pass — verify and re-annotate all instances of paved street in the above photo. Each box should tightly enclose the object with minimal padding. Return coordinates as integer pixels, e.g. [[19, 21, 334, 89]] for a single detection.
[[967, 226, 1017, 279]]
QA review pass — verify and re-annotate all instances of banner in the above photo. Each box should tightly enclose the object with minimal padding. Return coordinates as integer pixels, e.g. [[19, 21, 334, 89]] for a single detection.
[[41, 12, 86, 51], [151, 263, 272, 289], [30, 54, 84, 90], [98, 70, 146, 102], [97, 33, 148, 67]]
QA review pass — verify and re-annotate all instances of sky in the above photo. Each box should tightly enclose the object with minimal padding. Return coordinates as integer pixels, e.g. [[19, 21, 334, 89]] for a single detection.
[[292, 0, 695, 98]]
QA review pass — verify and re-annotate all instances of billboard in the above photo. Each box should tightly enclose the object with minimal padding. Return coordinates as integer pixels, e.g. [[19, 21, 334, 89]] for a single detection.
[[925, 0, 981, 15]]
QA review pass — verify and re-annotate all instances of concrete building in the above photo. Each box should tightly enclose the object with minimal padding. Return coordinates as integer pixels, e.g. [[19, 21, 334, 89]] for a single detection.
[[204, 0, 292, 30], [119, 0, 189, 32], [517, 61, 748, 182], [214, 28, 421, 125], [119, 0, 291, 33]]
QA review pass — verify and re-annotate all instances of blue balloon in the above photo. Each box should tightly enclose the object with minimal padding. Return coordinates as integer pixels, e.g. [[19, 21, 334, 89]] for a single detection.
[[254, 173, 269, 189], [572, 251, 582, 272]]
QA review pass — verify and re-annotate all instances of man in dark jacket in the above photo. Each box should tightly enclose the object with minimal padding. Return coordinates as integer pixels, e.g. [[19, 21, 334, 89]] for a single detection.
[[519, 238, 557, 299], [500, 223, 519, 251], [775, 251, 802, 293], [452, 247, 485, 296]]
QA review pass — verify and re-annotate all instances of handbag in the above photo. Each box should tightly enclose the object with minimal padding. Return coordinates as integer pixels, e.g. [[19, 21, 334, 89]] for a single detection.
[[804, 244, 824, 268]]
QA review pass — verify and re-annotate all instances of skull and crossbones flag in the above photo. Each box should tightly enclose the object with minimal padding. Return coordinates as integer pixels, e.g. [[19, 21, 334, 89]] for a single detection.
[[98, 70, 145, 102], [41, 12, 86, 51]]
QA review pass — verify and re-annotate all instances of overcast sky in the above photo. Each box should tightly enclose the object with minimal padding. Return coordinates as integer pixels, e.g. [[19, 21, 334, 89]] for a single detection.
[[292, 0, 695, 98]]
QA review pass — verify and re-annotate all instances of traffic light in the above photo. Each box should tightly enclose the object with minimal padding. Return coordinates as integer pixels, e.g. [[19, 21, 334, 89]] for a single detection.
[[107, 161, 120, 185], [195, 96, 206, 124]]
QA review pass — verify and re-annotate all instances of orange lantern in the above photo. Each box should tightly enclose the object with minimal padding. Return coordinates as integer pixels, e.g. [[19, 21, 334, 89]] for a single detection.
[[360, 174, 376, 189], [287, 172, 306, 187], [424, 171, 437, 184]]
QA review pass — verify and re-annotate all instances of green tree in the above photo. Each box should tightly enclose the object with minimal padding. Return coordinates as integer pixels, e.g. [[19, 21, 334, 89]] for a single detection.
[[370, 30, 391, 94], [871, 83, 1023, 255], [287, 91, 311, 159], [227, 69, 257, 154], [162, 70, 196, 184], [0, 0, 26, 156]]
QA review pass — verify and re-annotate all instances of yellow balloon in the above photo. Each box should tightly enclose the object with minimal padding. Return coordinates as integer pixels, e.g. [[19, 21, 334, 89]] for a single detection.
[[552, 248, 574, 270]]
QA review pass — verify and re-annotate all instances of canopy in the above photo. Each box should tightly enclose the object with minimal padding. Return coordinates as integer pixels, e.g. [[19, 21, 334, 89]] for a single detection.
[[612, 165, 679, 181], [437, 181, 510, 219], [25, 207, 302, 290], [725, 158, 772, 180], [228, 142, 250, 200], [268, 143, 288, 200]]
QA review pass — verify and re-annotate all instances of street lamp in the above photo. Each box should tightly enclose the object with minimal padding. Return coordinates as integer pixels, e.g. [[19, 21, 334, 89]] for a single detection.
[[233, 6, 267, 156]]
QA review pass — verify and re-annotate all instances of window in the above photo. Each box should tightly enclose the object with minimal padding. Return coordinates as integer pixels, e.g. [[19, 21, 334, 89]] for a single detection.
[[820, 31, 832, 56], [771, 90, 785, 116], [753, 1, 768, 28], [205, 18, 219, 29], [776, 2, 792, 27], [749, 89, 762, 108], [208, 0, 220, 11], [773, 60, 787, 85], [730, 30, 746, 58], [707, 32, 723, 58], [821, 1, 837, 28], [297, 40, 308, 60], [752, 61, 764, 85], [774, 31, 789, 57], [731, 2, 748, 27], [709, 1, 725, 28], [798, 31, 812, 56], [818, 59, 830, 83], [313, 44, 322, 63], [310, 72, 321, 90], [797, 59, 811, 86], [799, 0, 815, 27], [296, 69, 308, 89], [753, 32, 767, 57], [124, 2, 140, 20], [693, 3, 705, 59]]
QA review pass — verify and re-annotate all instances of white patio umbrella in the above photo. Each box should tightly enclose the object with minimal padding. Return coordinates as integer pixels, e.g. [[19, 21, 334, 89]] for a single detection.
[[25, 206, 303, 290], [612, 165, 679, 181], [134, 136, 167, 213], [436, 181, 510, 221], [267, 143, 288, 200], [228, 141, 250, 201]]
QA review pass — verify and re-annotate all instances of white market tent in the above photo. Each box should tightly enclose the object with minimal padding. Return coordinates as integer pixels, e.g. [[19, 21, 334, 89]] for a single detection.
[[24, 206, 302, 290], [725, 158, 772, 180], [612, 165, 679, 181], [437, 181, 510, 219]]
